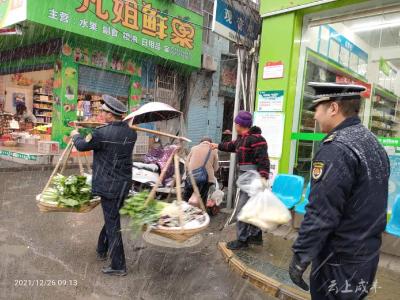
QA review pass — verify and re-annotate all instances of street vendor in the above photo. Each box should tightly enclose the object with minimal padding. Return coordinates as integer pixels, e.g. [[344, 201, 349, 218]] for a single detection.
[[71, 95, 137, 276], [211, 111, 270, 250]]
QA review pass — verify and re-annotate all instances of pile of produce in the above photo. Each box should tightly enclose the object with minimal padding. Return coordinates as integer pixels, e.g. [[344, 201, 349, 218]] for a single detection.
[[157, 201, 206, 229], [40, 174, 92, 208], [119, 191, 208, 234], [119, 191, 167, 234]]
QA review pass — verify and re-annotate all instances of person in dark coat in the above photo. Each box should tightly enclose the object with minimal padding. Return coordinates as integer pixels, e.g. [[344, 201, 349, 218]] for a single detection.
[[71, 95, 137, 276], [211, 111, 270, 250], [289, 83, 390, 300]]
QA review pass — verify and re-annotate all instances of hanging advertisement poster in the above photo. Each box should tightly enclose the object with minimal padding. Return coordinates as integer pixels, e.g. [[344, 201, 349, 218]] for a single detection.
[[257, 90, 284, 112], [263, 61, 284, 79], [254, 111, 285, 158]]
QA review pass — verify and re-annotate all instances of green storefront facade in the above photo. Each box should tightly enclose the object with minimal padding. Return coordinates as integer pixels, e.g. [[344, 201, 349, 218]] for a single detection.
[[0, 0, 202, 148], [257, 0, 400, 211]]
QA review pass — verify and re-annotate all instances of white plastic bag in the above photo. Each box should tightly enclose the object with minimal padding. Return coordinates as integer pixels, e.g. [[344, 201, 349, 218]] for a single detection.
[[236, 170, 264, 197], [209, 181, 224, 206], [238, 188, 292, 231]]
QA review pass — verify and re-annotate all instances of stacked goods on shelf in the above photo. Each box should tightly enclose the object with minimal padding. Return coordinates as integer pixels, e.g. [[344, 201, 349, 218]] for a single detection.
[[33, 84, 54, 125], [0, 112, 13, 136], [370, 87, 399, 138]]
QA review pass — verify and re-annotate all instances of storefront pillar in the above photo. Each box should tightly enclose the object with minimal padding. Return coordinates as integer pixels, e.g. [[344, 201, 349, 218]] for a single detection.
[[255, 12, 303, 174]]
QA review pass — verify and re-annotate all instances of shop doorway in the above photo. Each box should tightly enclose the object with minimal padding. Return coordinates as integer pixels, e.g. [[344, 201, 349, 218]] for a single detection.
[[77, 65, 130, 122], [293, 3, 400, 210]]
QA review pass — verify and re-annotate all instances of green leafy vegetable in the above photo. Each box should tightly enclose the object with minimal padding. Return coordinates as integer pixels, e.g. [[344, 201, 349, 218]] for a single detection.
[[41, 174, 92, 208], [119, 191, 167, 235]]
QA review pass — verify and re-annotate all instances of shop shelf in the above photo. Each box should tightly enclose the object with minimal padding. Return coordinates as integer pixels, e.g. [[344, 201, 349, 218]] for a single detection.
[[33, 108, 53, 111], [34, 93, 53, 97], [297, 158, 312, 162], [33, 100, 54, 104], [35, 115, 52, 118], [300, 126, 315, 132]]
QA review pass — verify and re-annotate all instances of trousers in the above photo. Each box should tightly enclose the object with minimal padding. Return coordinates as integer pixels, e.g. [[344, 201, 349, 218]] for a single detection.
[[310, 254, 379, 300], [97, 197, 126, 270]]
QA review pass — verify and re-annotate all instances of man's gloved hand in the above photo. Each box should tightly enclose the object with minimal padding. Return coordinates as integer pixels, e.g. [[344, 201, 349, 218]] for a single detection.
[[289, 254, 310, 291]]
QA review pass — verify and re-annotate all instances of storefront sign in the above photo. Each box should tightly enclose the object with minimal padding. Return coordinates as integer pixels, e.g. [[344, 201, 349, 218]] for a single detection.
[[254, 112, 285, 158], [27, 0, 202, 68], [0, 149, 37, 160], [379, 57, 391, 77], [212, 0, 259, 46], [257, 90, 284, 112], [318, 25, 368, 77], [263, 61, 284, 79], [335, 76, 371, 98], [0, 0, 26, 28], [261, 0, 337, 17]]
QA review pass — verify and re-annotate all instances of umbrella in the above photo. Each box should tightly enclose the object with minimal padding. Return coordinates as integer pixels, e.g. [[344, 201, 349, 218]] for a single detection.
[[124, 102, 182, 125]]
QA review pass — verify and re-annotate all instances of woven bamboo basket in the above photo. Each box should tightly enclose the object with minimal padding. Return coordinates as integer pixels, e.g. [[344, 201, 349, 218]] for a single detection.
[[36, 196, 100, 213], [138, 151, 210, 243], [150, 213, 210, 242], [37, 138, 98, 213]]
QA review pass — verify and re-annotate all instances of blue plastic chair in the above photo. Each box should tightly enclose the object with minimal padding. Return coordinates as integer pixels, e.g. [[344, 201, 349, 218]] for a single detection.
[[386, 195, 400, 238], [295, 182, 311, 215], [272, 174, 305, 209]]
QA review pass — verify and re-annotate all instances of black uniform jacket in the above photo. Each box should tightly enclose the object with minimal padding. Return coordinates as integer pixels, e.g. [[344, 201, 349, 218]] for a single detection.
[[293, 117, 390, 264], [73, 121, 137, 200]]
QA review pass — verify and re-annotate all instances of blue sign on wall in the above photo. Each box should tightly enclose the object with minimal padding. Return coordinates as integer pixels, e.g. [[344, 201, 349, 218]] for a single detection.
[[212, 0, 259, 46]]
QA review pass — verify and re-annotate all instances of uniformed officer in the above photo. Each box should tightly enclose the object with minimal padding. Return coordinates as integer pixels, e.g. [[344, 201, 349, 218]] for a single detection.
[[289, 82, 390, 299], [71, 95, 137, 276]]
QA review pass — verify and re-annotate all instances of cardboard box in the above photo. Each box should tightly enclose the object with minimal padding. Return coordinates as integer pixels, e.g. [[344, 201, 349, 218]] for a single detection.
[[38, 141, 59, 155]]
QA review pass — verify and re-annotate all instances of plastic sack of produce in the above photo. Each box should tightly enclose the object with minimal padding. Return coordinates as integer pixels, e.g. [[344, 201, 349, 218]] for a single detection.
[[237, 171, 291, 231], [236, 170, 265, 197]]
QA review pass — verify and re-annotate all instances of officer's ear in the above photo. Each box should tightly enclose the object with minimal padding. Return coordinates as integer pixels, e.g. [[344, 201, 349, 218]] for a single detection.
[[329, 101, 340, 116]]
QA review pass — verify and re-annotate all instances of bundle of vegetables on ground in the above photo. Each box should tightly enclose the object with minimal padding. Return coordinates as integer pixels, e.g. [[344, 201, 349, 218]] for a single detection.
[[119, 191, 208, 235], [40, 174, 92, 208]]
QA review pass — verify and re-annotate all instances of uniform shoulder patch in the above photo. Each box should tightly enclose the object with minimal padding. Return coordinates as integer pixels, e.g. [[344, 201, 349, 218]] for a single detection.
[[85, 133, 93, 142], [312, 161, 325, 180], [323, 132, 336, 143]]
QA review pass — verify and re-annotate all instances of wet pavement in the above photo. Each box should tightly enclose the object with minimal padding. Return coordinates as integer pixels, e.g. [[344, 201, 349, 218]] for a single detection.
[[0, 169, 273, 300], [221, 224, 400, 300]]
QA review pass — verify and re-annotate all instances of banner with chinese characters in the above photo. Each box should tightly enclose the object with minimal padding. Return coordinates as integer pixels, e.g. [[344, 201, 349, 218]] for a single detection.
[[26, 0, 202, 68]]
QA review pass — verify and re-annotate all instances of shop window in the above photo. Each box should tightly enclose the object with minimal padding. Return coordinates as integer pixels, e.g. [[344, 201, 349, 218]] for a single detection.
[[203, 11, 214, 46], [293, 7, 400, 190], [187, 0, 202, 13], [155, 66, 178, 109]]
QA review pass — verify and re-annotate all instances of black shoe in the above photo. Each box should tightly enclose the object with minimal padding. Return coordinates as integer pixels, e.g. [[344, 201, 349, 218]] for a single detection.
[[102, 266, 127, 276], [96, 252, 107, 261], [247, 234, 263, 245], [226, 240, 249, 250]]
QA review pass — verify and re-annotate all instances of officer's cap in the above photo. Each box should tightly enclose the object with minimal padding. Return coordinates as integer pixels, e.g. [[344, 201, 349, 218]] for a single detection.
[[308, 82, 366, 111], [101, 95, 127, 116]]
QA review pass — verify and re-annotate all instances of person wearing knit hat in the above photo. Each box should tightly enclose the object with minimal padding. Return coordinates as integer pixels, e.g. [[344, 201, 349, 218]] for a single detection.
[[211, 111, 270, 250], [234, 111, 253, 128]]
